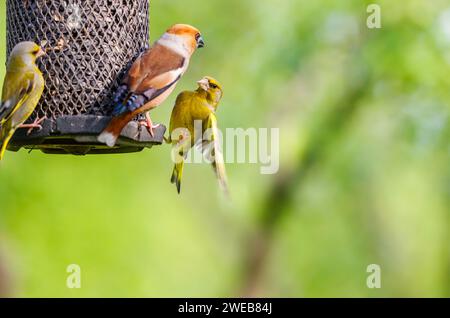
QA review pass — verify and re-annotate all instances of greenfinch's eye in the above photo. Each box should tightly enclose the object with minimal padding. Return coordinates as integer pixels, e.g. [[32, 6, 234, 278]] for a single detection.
[[32, 49, 39, 55], [210, 84, 218, 89]]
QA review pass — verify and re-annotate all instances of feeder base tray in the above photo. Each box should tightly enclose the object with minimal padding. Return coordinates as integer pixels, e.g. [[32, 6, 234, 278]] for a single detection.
[[8, 115, 166, 155]]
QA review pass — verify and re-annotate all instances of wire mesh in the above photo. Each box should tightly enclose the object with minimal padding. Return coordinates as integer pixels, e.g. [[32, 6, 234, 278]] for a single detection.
[[6, 0, 150, 119]]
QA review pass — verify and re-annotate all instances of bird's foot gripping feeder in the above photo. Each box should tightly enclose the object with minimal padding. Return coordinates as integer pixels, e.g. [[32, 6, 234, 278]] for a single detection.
[[6, 0, 165, 155]]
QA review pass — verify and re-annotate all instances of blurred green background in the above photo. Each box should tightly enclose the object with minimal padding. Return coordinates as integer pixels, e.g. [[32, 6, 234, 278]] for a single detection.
[[0, 0, 449, 297]]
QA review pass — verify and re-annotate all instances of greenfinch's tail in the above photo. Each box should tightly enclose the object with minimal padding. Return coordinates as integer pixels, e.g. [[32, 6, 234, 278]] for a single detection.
[[213, 161, 230, 198], [171, 162, 184, 194], [0, 128, 14, 161]]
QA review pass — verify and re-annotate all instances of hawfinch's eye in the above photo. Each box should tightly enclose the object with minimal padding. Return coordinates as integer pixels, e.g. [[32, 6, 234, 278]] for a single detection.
[[195, 33, 201, 40]]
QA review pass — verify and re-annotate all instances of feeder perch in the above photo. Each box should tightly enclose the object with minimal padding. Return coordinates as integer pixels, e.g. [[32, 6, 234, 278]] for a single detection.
[[6, 0, 165, 155]]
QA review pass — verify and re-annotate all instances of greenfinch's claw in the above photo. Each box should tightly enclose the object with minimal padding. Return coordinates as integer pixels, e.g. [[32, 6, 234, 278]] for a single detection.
[[20, 116, 46, 135]]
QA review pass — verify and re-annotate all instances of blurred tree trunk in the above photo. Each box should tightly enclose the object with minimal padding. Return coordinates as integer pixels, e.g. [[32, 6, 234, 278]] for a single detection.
[[242, 66, 371, 297]]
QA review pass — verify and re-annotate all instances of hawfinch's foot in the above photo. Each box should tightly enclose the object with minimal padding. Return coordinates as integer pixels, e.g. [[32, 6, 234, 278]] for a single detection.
[[138, 113, 160, 137], [19, 117, 47, 135]]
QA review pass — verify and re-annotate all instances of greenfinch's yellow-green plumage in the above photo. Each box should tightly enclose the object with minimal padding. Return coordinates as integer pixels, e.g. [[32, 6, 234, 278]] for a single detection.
[[168, 76, 228, 195], [0, 42, 45, 160]]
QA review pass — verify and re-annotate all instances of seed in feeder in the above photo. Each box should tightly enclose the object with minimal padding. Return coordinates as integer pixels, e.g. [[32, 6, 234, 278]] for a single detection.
[[53, 12, 64, 22], [66, 4, 82, 31], [53, 38, 67, 52]]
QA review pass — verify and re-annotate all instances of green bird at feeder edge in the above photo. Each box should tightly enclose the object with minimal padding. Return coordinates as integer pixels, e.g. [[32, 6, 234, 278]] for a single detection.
[[168, 76, 229, 196], [0, 42, 46, 161]]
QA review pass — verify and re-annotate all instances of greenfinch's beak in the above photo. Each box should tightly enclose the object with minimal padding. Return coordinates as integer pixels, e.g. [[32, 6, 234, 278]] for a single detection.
[[36, 47, 46, 58], [197, 78, 210, 91]]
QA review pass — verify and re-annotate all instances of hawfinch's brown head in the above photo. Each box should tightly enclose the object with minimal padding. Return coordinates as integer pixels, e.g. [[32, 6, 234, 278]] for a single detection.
[[159, 24, 204, 58]]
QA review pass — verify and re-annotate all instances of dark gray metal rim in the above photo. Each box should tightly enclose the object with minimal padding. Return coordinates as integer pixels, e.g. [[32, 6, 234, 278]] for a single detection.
[[8, 115, 166, 155]]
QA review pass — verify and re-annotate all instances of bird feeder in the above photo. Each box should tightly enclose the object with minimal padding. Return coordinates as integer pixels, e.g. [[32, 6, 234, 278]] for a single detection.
[[5, 0, 165, 155]]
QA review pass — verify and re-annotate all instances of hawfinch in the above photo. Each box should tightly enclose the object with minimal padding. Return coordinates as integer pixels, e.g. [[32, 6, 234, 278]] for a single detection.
[[0, 42, 46, 160], [168, 76, 228, 195], [98, 24, 205, 147]]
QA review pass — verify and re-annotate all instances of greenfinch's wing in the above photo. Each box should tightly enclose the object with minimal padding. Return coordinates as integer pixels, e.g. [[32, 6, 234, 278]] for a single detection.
[[0, 71, 36, 123], [206, 112, 229, 196], [169, 92, 192, 134]]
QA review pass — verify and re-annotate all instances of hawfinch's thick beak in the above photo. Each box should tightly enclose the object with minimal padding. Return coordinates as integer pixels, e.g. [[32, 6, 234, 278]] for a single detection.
[[197, 78, 209, 91], [197, 36, 205, 48], [36, 47, 46, 58]]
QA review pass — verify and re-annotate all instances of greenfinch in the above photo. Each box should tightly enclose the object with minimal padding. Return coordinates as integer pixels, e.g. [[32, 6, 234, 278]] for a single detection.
[[168, 76, 228, 195], [0, 41, 46, 160], [98, 24, 205, 147]]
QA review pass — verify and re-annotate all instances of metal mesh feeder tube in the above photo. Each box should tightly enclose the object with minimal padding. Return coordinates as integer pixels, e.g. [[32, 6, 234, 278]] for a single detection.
[[6, 0, 165, 155]]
